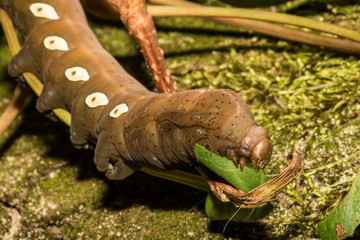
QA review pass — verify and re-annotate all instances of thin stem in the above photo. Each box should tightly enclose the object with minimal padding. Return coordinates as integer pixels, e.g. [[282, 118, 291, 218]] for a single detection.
[[141, 168, 209, 192], [108, 0, 177, 93], [0, 8, 21, 54], [147, 1, 360, 54], [147, 3, 360, 43], [217, 18, 360, 55], [0, 85, 29, 135]]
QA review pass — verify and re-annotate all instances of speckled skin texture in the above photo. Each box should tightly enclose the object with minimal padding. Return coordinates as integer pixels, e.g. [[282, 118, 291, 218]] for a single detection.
[[1, 0, 272, 180]]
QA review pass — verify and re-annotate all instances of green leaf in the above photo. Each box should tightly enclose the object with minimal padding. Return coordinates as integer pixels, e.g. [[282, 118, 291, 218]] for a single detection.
[[318, 168, 360, 240], [205, 192, 273, 222], [194, 144, 270, 192], [194, 144, 272, 221]]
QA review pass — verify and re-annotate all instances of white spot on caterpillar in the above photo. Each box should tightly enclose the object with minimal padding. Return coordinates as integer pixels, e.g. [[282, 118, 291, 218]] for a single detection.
[[109, 103, 129, 118], [85, 92, 109, 108], [44, 36, 69, 51], [29, 3, 59, 19], [65, 67, 90, 81]]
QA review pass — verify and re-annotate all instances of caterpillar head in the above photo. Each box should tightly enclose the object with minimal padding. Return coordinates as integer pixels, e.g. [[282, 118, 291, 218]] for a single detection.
[[220, 124, 272, 170], [194, 118, 272, 170], [178, 89, 273, 170]]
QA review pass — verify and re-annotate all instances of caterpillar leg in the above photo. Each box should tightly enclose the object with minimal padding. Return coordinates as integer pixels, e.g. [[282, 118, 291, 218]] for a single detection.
[[15, 75, 27, 86], [37, 81, 67, 113], [8, 43, 37, 78], [94, 131, 138, 180]]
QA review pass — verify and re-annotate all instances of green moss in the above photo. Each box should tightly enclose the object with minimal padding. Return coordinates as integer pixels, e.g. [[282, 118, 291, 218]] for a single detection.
[[165, 43, 360, 238], [144, 209, 218, 239], [15, 169, 107, 240], [19, 166, 107, 225], [0, 110, 79, 202], [153, 15, 246, 32], [1, 0, 360, 239], [0, 205, 11, 236], [89, 21, 138, 57], [61, 207, 153, 239]]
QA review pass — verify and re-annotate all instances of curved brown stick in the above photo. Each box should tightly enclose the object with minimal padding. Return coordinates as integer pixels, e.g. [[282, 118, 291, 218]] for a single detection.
[[197, 154, 303, 208], [107, 0, 177, 93], [229, 154, 303, 208]]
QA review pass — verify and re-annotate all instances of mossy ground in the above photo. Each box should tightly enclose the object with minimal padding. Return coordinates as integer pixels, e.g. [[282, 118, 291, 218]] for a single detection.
[[1, 1, 360, 239]]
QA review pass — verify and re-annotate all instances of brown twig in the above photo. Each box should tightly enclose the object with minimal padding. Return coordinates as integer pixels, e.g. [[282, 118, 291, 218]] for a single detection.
[[229, 154, 303, 208], [197, 154, 303, 208], [0, 84, 29, 135], [106, 0, 177, 93]]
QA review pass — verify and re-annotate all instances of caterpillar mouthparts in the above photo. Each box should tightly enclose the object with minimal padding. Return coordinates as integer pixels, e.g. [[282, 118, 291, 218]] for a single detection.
[[251, 138, 272, 170], [225, 138, 272, 171]]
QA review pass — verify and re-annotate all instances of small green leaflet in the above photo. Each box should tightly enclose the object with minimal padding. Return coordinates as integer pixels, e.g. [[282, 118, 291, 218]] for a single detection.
[[205, 192, 273, 222], [194, 144, 272, 222], [194, 144, 270, 192], [318, 168, 360, 240]]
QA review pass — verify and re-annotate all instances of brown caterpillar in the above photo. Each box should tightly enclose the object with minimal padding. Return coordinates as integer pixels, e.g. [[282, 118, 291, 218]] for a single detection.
[[0, 0, 272, 180]]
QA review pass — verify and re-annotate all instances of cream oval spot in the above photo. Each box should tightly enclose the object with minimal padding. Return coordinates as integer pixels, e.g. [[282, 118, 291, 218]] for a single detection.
[[109, 103, 129, 118], [29, 3, 59, 19], [85, 92, 109, 108], [65, 67, 90, 82], [44, 36, 68, 51]]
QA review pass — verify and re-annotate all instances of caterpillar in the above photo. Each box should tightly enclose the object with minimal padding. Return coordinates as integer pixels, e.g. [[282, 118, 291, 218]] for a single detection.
[[0, 0, 272, 182]]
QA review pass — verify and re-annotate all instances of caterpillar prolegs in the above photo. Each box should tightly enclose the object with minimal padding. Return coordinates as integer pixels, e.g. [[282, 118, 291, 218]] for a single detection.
[[0, 0, 272, 181]]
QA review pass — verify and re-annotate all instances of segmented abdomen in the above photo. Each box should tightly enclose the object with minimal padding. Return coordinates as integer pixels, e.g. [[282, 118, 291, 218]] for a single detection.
[[1, 0, 272, 180]]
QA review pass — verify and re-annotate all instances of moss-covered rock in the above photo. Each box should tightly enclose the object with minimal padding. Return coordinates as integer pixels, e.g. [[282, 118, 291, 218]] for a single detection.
[[1, 0, 360, 239], [0, 204, 11, 236]]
